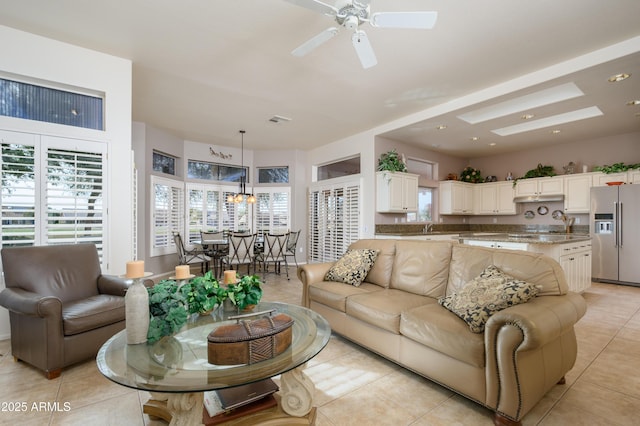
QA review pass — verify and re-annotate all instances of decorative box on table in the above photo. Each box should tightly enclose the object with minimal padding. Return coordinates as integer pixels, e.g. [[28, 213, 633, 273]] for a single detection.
[[207, 310, 294, 365]]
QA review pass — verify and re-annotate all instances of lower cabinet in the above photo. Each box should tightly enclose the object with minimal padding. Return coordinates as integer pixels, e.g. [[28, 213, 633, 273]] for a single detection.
[[461, 239, 592, 293]]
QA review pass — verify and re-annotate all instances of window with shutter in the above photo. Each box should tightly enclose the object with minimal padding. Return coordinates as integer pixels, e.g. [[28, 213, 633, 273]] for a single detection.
[[1, 130, 107, 261], [308, 178, 361, 263], [151, 175, 183, 256], [255, 188, 290, 235]]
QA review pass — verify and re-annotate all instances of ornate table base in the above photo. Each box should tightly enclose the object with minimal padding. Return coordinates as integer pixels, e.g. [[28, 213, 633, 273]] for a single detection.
[[143, 364, 316, 426]]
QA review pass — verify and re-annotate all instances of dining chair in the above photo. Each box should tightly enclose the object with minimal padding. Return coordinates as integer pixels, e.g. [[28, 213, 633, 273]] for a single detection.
[[220, 233, 256, 277], [173, 231, 211, 274], [200, 230, 227, 278], [283, 230, 301, 269], [258, 233, 290, 280]]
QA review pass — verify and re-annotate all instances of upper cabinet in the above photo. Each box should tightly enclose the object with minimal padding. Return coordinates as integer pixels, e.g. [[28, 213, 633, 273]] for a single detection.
[[474, 182, 516, 215], [629, 170, 640, 184], [563, 174, 591, 213], [592, 172, 628, 186], [439, 181, 474, 215], [376, 171, 418, 213], [514, 177, 564, 197]]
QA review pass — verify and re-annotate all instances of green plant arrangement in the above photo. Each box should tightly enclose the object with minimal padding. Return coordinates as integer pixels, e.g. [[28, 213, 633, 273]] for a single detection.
[[512, 163, 556, 187], [377, 149, 407, 172], [226, 274, 263, 311], [593, 162, 640, 174], [147, 280, 189, 344], [179, 270, 225, 315], [460, 166, 483, 183]]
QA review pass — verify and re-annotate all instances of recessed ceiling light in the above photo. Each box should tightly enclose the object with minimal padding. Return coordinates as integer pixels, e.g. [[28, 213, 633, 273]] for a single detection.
[[488, 142, 496, 146], [521, 114, 535, 120], [457, 82, 584, 124], [551, 129, 561, 134], [492, 106, 603, 136], [608, 73, 630, 82], [470, 136, 480, 141], [436, 125, 447, 130], [627, 100, 640, 106]]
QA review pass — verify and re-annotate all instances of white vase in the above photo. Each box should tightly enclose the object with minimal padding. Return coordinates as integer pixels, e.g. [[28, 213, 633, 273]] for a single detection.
[[125, 278, 150, 344]]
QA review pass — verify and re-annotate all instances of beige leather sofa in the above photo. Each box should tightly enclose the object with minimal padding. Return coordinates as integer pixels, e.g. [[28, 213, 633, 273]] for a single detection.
[[297, 239, 587, 426]]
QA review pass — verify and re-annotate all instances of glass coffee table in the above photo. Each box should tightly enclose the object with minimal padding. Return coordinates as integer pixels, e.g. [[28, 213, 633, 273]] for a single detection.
[[97, 302, 330, 425]]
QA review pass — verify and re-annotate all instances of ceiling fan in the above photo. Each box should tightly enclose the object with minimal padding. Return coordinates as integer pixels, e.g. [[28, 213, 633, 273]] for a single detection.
[[284, 0, 437, 69]]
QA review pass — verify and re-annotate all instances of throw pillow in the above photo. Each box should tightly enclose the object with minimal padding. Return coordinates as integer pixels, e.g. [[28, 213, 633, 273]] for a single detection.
[[324, 249, 379, 287], [438, 265, 540, 333]]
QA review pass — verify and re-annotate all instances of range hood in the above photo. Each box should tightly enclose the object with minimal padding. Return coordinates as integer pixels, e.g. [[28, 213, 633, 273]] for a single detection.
[[513, 194, 564, 203]]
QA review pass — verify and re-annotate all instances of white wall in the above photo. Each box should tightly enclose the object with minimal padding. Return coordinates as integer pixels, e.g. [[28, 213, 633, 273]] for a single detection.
[[0, 25, 133, 339]]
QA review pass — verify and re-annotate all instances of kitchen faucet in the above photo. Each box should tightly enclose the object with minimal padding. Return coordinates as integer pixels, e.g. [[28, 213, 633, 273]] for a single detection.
[[424, 223, 433, 234]]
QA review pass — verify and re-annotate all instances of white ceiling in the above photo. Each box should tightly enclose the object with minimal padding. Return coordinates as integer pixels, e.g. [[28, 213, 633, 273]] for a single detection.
[[1, 0, 639, 157]]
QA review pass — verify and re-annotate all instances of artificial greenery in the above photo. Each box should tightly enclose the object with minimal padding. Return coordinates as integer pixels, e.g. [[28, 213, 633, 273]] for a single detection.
[[593, 162, 640, 174], [180, 270, 225, 315], [520, 163, 556, 179], [147, 280, 189, 344], [226, 274, 263, 310], [460, 166, 483, 183], [377, 149, 407, 172]]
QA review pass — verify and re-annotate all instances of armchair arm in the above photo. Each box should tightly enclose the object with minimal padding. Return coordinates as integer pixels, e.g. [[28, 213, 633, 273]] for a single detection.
[[0, 287, 62, 318], [98, 275, 154, 297], [296, 262, 334, 307], [97, 275, 130, 296]]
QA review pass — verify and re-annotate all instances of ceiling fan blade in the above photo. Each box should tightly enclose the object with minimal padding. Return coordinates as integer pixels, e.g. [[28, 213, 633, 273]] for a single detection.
[[283, 0, 338, 16], [370, 11, 438, 29], [352, 30, 377, 69], [292, 27, 339, 57]]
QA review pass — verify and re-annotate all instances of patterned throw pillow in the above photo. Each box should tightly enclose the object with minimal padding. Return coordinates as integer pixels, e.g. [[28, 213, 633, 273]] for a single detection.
[[438, 265, 540, 333], [324, 249, 379, 287]]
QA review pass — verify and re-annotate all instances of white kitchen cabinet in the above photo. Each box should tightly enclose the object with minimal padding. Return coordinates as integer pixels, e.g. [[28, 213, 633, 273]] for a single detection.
[[563, 174, 591, 213], [376, 172, 419, 213], [592, 172, 628, 186], [474, 181, 516, 215], [535, 240, 592, 293], [439, 181, 474, 215], [462, 239, 529, 251], [514, 176, 564, 198], [627, 170, 640, 184]]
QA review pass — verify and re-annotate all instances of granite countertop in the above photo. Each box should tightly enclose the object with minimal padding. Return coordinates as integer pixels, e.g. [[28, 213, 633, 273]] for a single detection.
[[458, 233, 591, 245]]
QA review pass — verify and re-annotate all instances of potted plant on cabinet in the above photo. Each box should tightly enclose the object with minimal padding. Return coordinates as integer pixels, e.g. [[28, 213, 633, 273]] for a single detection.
[[377, 149, 407, 172]]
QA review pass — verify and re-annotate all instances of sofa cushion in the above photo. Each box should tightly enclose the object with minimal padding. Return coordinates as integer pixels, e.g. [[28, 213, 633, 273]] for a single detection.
[[346, 289, 435, 333], [309, 281, 383, 312], [62, 294, 125, 336], [349, 239, 396, 288], [400, 303, 485, 367], [389, 240, 452, 297], [439, 265, 540, 333], [325, 249, 379, 287], [448, 244, 567, 296]]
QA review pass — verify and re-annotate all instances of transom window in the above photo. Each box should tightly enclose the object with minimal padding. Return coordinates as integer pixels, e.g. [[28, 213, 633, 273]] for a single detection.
[[153, 151, 176, 175], [0, 77, 104, 130], [187, 159, 249, 183], [257, 166, 289, 184]]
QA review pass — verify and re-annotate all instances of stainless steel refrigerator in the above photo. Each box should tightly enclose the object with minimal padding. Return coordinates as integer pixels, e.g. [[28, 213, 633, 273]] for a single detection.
[[591, 184, 640, 286]]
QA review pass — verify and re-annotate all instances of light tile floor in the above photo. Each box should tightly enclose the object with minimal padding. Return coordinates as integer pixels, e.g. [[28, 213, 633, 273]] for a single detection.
[[1, 272, 639, 425]]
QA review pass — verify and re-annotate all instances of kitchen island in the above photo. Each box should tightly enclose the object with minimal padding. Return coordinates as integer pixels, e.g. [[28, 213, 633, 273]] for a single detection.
[[460, 233, 592, 293]]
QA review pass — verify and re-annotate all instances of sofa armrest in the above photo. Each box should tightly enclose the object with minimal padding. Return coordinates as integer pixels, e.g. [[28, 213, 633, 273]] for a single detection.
[[484, 292, 586, 421], [0, 287, 62, 318], [485, 292, 587, 351], [297, 262, 334, 307]]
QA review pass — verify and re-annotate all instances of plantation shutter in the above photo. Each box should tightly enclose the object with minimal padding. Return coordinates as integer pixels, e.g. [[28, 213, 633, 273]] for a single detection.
[[151, 175, 183, 256], [254, 188, 290, 235], [45, 146, 104, 247], [186, 183, 222, 244], [308, 177, 361, 263]]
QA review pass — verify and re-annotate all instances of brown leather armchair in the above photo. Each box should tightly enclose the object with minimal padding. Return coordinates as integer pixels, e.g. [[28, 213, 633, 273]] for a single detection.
[[0, 244, 134, 379]]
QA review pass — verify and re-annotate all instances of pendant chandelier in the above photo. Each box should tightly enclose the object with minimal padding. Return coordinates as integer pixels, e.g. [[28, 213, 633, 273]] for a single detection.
[[226, 130, 256, 204]]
